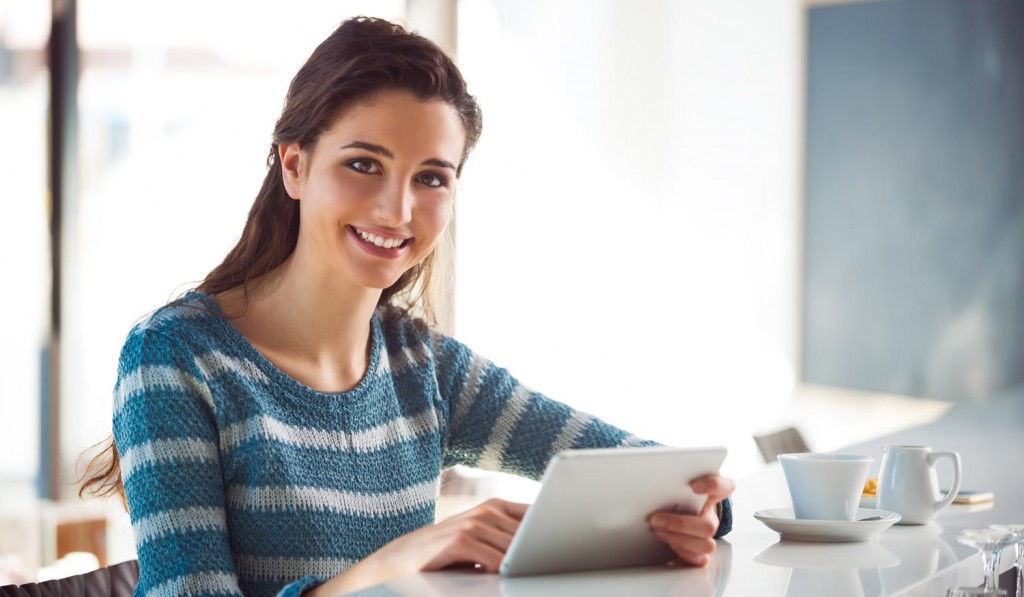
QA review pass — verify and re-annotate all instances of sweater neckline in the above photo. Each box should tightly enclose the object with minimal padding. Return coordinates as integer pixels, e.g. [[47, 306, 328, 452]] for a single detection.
[[184, 290, 385, 400]]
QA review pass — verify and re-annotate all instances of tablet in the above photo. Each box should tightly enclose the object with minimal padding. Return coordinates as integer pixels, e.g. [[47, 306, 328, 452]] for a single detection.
[[499, 445, 727, 577]]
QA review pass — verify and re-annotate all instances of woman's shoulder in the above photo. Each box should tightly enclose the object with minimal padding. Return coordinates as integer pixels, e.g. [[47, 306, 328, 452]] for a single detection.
[[117, 291, 254, 383], [374, 304, 476, 367], [125, 291, 224, 346], [375, 304, 434, 343]]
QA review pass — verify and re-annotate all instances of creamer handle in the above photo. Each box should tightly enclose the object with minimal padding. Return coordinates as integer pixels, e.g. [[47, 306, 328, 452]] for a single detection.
[[929, 451, 962, 513]]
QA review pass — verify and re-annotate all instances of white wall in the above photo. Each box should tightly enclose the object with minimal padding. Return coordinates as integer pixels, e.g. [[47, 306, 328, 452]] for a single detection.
[[454, 0, 803, 477]]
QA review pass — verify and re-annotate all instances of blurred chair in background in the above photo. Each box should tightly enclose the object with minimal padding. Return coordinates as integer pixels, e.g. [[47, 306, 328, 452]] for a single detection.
[[753, 426, 810, 463]]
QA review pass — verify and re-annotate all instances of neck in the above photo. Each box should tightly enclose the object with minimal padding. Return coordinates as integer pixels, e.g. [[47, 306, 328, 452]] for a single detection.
[[218, 256, 383, 392]]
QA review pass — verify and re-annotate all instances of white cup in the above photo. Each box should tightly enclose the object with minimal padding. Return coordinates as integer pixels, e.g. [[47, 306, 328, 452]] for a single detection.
[[778, 453, 873, 521]]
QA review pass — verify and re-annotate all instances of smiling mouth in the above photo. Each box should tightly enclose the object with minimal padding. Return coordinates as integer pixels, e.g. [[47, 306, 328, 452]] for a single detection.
[[350, 226, 411, 249]]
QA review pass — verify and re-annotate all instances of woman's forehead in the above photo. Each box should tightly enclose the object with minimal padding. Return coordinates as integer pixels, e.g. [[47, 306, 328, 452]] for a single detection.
[[319, 90, 466, 159]]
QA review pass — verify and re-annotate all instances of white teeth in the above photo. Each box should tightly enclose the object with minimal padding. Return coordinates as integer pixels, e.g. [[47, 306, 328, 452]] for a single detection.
[[356, 228, 405, 249]]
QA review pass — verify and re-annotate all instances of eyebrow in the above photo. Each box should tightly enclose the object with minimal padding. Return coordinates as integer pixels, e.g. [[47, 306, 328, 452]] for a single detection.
[[341, 141, 457, 171]]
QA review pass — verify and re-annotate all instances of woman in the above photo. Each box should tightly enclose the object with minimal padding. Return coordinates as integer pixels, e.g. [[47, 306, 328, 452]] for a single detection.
[[81, 16, 734, 597]]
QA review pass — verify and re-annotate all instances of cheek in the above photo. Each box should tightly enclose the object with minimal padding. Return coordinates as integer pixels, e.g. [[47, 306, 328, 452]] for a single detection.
[[421, 197, 454, 232], [334, 171, 378, 200]]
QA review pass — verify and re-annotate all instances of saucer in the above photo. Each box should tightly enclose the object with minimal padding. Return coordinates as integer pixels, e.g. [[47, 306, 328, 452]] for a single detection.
[[753, 508, 901, 543]]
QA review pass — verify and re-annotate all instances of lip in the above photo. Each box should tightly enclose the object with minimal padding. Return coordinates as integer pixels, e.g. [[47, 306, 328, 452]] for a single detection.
[[347, 225, 411, 259]]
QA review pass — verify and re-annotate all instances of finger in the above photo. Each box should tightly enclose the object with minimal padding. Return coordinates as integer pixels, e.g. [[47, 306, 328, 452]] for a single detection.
[[446, 499, 534, 555], [648, 512, 717, 539], [690, 475, 735, 499], [450, 515, 518, 554], [424, 533, 509, 572], [483, 498, 530, 521], [653, 531, 716, 567], [452, 534, 508, 572], [470, 543, 508, 573], [423, 499, 531, 573], [690, 476, 734, 515], [461, 499, 528, 536]]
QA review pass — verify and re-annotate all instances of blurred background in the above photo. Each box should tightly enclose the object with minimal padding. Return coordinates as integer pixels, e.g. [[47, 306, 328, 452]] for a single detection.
[[1, 0, 1021, 583]]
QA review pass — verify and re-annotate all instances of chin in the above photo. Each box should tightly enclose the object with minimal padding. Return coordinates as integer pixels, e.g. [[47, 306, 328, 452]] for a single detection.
[[347, 260, 421, 294], [355, 272, 407, 292]]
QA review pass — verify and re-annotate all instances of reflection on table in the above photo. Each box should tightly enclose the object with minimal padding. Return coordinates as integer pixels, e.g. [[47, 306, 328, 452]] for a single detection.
[[754, 541, 898, 597], [356, 556, 728, 597]]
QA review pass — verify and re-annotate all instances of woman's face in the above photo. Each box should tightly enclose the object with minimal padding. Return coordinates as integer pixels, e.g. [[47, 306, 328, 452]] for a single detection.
[[281, 89, 465, 292]]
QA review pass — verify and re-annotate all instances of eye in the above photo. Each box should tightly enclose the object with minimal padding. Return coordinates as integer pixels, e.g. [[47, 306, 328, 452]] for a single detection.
[[416, 171, 448, 188], [346, 159, 382, 174]]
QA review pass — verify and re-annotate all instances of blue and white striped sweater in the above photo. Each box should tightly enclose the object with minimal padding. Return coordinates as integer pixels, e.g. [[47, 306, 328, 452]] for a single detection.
[[113, 292, 661, 596]]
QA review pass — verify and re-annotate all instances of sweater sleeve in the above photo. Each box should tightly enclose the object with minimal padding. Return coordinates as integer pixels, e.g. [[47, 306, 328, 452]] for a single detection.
[[113, 326, 245, 596], [430, 333, 655, 479], [114, 327, 329, 596], [430, 331, 733, 538]]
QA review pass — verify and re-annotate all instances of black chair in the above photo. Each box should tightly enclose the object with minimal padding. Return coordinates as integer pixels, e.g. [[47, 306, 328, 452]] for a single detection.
[[753, 426, 810, 463], [0, 559, 138, 597]]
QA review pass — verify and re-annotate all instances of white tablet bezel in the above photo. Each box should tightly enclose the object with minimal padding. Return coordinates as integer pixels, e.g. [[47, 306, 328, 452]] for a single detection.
[[499, 445, 728, 577]]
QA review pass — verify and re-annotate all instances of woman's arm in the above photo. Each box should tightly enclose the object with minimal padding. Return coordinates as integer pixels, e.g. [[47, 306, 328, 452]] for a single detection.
[[315, 325, 732, 594], [114, 326, 245, 595], [428, 332, 656, 480]]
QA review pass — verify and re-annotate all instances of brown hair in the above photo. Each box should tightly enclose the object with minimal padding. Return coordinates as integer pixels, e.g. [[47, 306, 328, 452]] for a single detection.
[[79, 16, 482, 506], [198, 16, 481, 313]]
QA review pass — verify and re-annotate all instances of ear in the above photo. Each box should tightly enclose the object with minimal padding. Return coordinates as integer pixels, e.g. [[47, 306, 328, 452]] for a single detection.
[[279, 142, 304, 200]]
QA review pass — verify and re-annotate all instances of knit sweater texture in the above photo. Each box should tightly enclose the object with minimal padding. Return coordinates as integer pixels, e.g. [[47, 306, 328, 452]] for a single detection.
[[113, 292, 730, 596]]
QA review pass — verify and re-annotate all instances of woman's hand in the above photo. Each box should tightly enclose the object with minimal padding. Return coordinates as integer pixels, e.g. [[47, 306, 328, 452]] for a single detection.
[[310, 498, 528, 596], [648, 474, 735, 567]]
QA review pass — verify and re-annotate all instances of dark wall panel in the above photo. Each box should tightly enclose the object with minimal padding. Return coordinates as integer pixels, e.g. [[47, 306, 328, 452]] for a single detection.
[[802, 0, 1024, 401]]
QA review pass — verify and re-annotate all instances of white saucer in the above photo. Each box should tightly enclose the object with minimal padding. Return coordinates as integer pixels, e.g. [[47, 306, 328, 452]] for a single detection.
[[753, 508, 901, 543]]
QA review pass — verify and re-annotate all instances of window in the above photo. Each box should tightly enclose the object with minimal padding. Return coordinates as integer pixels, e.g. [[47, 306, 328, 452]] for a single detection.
[[454, 0, 802, 477], [0, 0, 49, 486], [66, 0, 406, 493]]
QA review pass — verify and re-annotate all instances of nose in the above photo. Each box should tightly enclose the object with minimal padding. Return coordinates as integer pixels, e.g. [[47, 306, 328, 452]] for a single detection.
[[374, 179, 413, 227]]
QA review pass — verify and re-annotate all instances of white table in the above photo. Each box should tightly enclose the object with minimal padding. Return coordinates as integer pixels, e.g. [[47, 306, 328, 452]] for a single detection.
[[350, 392, 1024, 596]]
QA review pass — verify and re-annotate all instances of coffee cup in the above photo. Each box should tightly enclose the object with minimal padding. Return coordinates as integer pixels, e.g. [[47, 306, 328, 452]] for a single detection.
[[778, 453, 873, 521]]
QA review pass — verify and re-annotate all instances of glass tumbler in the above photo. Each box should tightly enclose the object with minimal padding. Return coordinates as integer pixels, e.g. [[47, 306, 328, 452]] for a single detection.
[[948, 528, 1017, 597], [991, 524, 1024, 597]]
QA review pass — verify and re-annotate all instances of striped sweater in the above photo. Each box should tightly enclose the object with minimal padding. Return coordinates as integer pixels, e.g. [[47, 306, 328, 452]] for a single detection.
[[113, 292, 727, 596]]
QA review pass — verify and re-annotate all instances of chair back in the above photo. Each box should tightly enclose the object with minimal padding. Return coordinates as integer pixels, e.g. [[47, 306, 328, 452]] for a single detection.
[[0, 559, 138, 597], [753, 426, 810, 463]]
